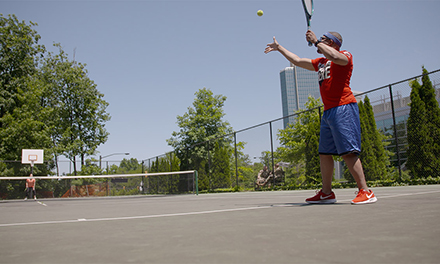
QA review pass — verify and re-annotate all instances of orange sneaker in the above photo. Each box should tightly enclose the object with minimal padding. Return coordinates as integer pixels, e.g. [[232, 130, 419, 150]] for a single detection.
[[306, 189, 336, 204], [351, 189, 377, 205]]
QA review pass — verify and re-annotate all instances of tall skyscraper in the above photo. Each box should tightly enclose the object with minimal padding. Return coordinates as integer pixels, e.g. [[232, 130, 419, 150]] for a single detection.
[[280, 64, 320, 128]]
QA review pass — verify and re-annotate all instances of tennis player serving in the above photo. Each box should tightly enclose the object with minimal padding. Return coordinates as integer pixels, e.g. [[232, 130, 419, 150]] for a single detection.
[[265, 30, 377, 205]]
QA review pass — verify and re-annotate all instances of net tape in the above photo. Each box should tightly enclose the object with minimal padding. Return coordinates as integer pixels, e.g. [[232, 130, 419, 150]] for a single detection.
[[1, 170, 195, 180]]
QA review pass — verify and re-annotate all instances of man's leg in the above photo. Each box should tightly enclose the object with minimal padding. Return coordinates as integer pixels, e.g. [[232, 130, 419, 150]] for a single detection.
[[305, 154, 337, 204], [342, 153, 368, 190], [343, 153, 377, 204], [320, 154, 334, 194]]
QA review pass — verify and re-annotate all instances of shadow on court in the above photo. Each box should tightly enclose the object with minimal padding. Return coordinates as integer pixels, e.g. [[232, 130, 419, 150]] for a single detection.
[[1, 185, 439, 263]]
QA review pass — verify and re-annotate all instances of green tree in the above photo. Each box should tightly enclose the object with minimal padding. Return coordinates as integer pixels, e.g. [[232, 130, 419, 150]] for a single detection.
[[235, 142, 256, 190], [0, 14, 45, 124], [145, 154, 185, 194], [277, 96, 322, 184], [259, 150, 273, 168], [1, 16, 110, 177], [356, 96, 392, 181], [79, 158, 102, 175], [0, 14, 52, 177], [148, 154, 180, 173], [211, 141, 231, 189], [41, 45, 110, 175], [0, 15, 111, 197], [407, 67, 440, 178], [304, 115, 320, 184], [0, 75, 54, 174], [119, 158, 141, 173], [167, 88, 234, 191]]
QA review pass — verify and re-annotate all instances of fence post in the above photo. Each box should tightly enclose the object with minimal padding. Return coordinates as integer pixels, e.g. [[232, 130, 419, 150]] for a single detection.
[[269, 122, 275, 187], [318, 106, 322, 122], [389, 84, 402, 180], [195, 170, 199, 195], [234, 132, 238, 189], [208, 141, 212, 191], [156, 156, 159, 172], [169, 152, 172, 171]]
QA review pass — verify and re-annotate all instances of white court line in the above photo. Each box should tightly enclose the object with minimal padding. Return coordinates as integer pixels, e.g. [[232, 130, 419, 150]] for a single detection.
[[0, 205, 273, 228], [1, 189, 439, 228], [376, 190, 440, 198], [337, 190, 440, 202]]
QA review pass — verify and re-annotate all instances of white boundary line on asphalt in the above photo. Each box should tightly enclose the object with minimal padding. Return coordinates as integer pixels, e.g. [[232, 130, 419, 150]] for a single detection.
[[337, 190, 440, 202], [0, 206, 273, 227]]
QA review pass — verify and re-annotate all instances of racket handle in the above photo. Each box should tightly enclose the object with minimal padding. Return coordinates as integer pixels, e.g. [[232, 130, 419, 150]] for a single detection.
[[307, 25, 312, 47]]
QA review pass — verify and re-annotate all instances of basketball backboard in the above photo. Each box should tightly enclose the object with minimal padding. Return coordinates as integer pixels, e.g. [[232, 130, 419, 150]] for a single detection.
[[22, 149, 44, 165]]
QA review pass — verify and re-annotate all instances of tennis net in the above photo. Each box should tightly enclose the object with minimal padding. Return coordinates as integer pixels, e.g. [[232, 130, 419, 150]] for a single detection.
[[0, 170, 197, 199]]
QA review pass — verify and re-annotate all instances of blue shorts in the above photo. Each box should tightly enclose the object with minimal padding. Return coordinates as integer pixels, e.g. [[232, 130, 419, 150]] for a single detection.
[[319, 103, 361, 156]]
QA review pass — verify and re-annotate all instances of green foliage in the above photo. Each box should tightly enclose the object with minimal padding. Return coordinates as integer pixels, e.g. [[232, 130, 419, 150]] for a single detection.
[[304, 108, 321, 184], [167, 88, 234, 191], [277, 96, 322, 184], [278, 176, 440, 191], [237, 166, 255, 189], [167, 88, 232, 153], [258, 151, 273, 167], [0, 14, 110, 178], [119, 158, 142, 173], [357, 96, 393, 181], [407, 67, 440, 178], [0, 78, 54, 175], [148, 154, 180, 173], [78, 159, 102, 175], [233, 141, 257, 189], [0, 14, 45, 120], [194, 159, 208, 190], [0, 15, 53, 177], [41, 44, 110, 174], [211, 142, 231, 188]]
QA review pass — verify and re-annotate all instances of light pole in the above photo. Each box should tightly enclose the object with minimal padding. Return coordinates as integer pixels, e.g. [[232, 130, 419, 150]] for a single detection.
[[99, 152, 130, 171]]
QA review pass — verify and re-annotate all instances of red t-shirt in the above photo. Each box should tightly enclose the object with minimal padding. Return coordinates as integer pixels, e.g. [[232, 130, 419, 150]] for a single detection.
[[311, 50, 357, 110]]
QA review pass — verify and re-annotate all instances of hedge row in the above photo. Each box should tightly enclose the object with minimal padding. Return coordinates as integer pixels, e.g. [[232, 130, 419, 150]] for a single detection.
[[207, 177, 440, 193]]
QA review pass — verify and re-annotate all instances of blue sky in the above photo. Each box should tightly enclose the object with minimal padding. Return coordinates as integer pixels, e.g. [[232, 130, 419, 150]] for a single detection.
[[2, 0, 440, 172]]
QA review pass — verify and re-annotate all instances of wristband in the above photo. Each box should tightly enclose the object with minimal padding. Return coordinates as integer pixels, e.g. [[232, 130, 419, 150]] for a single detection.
[[314, 40, 321, 47]]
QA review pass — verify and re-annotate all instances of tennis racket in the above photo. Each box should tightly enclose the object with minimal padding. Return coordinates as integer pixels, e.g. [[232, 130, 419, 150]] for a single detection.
[[301, 0, 314, 46]]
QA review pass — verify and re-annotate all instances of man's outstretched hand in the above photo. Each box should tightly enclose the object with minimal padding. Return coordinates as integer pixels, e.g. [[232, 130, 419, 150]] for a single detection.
[[265, 36, 279, 54]]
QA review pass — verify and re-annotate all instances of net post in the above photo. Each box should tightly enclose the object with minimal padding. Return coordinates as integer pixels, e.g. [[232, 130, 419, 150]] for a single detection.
[[195, 170, 198, 195]]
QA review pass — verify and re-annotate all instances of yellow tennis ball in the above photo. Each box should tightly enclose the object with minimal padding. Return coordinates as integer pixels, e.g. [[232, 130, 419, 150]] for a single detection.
[[257, 10, 263, 17]]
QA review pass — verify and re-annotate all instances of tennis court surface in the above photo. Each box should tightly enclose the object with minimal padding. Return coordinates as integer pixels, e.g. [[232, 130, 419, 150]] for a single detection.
[[1, 185, 439, 263]]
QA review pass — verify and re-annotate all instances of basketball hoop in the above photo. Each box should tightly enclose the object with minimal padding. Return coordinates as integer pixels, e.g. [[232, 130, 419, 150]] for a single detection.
[[29, 155, 37, 168], [22, 149, 44, 174]]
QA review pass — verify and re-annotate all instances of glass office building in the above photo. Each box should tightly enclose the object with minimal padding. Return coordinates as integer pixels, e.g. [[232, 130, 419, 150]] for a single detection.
[[280, 64, 320, 128]]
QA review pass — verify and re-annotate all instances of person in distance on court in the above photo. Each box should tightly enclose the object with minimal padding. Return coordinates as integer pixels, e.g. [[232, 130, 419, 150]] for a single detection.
[[25, 173, 37, 200], [264, 30, 377, 205]]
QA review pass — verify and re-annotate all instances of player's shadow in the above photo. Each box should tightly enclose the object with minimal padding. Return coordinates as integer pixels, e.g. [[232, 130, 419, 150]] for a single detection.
[[263, 202, 349, 207]]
